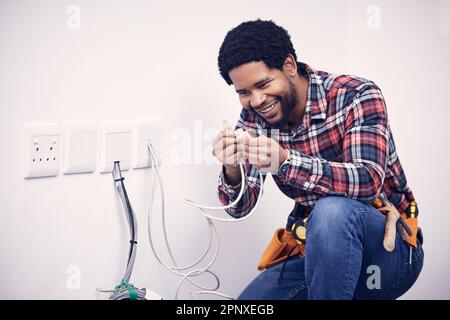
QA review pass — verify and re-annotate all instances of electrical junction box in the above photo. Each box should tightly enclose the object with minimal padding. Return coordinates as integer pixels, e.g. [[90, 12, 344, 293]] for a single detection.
[[99, 121, 131, 173], [132, 118, 162, 169], [62, 121, 97, 174]]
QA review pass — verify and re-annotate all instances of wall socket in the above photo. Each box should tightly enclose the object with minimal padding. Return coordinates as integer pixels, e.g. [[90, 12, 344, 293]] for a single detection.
[[24, 123, 60, 178]]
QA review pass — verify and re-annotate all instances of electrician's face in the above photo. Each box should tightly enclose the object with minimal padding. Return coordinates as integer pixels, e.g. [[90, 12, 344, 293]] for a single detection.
[[229, 60, 298, 128]]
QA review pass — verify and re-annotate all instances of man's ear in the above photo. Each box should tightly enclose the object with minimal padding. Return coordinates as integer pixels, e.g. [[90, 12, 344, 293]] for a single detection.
[[282, 54, 297, 77]]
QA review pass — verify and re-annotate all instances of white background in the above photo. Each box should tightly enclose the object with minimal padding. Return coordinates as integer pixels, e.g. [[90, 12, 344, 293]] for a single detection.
[[0, 0, 449, 299]]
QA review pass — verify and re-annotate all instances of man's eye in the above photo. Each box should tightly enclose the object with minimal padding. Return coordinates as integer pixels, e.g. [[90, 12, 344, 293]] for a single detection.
[[238, 91, 248, 96], [258, 82, 269, 89]]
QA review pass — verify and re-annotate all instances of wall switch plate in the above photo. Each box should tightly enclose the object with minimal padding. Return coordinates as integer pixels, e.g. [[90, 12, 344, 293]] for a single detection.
[[132, 118, 162, 169], [99, 121, 131, 173], [24, 123, 60, 179], [63, 121, 97, 174]]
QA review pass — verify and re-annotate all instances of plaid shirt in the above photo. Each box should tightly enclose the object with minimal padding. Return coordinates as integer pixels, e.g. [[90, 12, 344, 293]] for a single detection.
[[217, 63, 416, 218]]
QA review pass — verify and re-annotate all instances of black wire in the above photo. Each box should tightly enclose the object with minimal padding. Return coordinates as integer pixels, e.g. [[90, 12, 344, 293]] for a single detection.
[[114, 161, 137, 273], [120, 177, 137, 267], [121, 180, 136, 238], [278, 244, 299, 284]]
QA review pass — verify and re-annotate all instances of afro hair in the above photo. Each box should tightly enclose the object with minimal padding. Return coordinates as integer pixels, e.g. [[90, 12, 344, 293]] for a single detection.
[[218, 19, 305, 85]]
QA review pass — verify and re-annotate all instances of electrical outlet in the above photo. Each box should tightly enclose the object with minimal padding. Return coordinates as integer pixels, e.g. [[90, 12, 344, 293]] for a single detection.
[[24, 123, 60, 178]]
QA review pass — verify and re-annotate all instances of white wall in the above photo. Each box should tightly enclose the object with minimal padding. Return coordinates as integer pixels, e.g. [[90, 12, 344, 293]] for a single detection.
[[0, 0, 449, 299]]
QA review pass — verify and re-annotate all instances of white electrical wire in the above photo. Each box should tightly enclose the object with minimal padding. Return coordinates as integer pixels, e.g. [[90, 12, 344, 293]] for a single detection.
[[147, 143, 227, 299], [183, 164, 246, 211], [146, 140, 264, 299], [183, 128, 264, 222], [183, 173, 263, 222]]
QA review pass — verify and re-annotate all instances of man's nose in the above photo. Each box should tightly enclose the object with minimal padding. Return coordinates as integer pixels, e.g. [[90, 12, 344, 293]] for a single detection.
[[250, 92, 267, 108]]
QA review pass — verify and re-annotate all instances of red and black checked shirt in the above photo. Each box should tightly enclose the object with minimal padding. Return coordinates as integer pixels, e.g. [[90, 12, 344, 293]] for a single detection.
[[217, 63, 416, 218]]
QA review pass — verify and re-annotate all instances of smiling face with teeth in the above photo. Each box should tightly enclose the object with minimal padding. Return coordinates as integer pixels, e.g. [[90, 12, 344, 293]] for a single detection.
[[229, 55, 308, 129]]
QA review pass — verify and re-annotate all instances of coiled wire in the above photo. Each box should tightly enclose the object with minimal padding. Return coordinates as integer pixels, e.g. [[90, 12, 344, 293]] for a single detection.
[[147, 141, 264, 299]]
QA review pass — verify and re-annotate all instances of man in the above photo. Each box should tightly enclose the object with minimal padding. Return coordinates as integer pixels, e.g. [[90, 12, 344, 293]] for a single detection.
[[212, 19, 424, 299]]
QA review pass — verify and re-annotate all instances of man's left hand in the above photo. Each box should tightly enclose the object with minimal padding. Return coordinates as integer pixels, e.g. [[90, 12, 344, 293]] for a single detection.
[[239, 133, 288, 173]]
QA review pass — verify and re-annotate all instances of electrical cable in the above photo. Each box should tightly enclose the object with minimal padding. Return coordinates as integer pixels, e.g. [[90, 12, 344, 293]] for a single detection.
[[183, 128, 264, 222], [147, 143, 225, 299], [97, 161, 147, 300], [146, 137, 265, 299]]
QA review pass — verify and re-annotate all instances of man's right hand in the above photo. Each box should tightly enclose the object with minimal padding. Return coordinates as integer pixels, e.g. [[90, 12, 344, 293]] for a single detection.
[[212, 127, 242, 185]]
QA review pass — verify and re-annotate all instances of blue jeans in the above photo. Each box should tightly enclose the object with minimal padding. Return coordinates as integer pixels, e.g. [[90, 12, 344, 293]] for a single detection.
[[238, 196, 424, 300]]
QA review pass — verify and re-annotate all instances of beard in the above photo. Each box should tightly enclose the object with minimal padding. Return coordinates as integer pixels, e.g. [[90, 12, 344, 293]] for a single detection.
[[261, 78, 298, 129]]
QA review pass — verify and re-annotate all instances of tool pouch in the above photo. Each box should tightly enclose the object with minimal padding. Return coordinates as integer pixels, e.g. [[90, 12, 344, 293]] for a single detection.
[[372, 197, 419, 248], [257, 228, 305, 271]]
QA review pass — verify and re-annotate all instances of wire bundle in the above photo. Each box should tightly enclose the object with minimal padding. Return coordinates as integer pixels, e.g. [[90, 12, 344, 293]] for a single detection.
[[106, 161, 146, 300], [146, 140, 264, 299]]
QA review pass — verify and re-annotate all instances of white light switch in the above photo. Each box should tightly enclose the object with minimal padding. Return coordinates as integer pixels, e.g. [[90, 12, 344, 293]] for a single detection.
[[132, 118, 162, 169], [24, 123, 60, 179], [100, 121, 131, 173], [63, 121, 97, 174]]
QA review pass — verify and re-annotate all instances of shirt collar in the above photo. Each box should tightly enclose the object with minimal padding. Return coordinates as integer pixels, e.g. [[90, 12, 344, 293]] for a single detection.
[[301, 64, 328, 129]]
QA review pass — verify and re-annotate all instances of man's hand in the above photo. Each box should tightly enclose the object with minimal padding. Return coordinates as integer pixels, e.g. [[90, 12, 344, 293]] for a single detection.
[[240, 133, 288, 173], [212, 127, 239, 167], [212, 127, 241, 185]]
